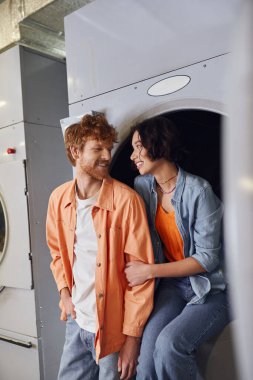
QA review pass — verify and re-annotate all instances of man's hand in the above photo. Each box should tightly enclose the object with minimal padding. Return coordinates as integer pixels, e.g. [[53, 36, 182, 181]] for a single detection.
[[118, 336, 141, 379], [125, 261, 153, 286], [60, 287, 76, 320]]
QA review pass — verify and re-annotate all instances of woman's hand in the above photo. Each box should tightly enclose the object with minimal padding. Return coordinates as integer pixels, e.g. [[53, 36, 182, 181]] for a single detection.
[[125, 261, 153, 286]]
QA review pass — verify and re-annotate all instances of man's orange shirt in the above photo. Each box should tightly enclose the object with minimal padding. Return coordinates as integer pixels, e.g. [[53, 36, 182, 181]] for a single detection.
[[46, 177, 154, 361]]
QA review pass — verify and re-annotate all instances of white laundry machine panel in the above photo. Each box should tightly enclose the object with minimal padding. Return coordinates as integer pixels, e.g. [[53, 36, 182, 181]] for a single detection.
[[64, 0, 239, 103], [67, 53, 228, 137], [0, 47, 24, 129], [0, 123, 32, 289], [0, 328, 40, 380], [0, 287, 37, 337]]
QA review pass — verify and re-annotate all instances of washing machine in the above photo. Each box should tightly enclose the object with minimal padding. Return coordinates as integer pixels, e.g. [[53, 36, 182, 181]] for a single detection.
[[0, 126, 32, 289], [0, 46, 72, 380], [61, 0, 241, 379]]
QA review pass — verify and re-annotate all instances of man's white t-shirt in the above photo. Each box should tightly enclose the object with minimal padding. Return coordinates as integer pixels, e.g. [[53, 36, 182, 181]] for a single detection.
[[72, 192, 98, 333]]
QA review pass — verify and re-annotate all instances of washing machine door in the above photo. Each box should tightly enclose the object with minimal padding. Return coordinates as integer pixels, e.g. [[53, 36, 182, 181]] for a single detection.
[[0, 160, 32, 289], [0, 193, 8, 264]]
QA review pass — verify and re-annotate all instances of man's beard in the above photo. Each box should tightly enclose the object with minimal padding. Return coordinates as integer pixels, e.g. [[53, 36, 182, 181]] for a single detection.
[[80, 160, 110, 181]]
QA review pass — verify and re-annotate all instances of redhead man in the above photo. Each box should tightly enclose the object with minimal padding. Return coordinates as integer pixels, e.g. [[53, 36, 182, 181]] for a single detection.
[[46, 114, 154, 380]]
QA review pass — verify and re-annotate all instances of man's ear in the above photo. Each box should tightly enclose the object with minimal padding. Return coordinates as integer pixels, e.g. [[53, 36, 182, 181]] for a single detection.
[[69, 146, 80, 161]]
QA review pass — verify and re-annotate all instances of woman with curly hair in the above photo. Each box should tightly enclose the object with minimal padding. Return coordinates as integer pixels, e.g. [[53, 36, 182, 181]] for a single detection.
[[125, 116, 231, 380]]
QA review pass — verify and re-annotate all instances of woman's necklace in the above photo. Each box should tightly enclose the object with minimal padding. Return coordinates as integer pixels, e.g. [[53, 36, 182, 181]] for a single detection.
[[157, 173, 177, 185], [157, 184, 176, 195], [156, 172, 178, 195]]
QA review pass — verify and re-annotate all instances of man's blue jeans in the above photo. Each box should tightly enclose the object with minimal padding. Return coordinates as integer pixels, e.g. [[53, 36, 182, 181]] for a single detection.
[[58, 316, 120, 380], [136, 277, 231, 380]]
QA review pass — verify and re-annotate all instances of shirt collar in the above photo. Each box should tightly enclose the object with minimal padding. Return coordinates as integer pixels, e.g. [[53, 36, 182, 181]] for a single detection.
[[63, 179, 77, 208], [96, 176, 114, 211], [172, 166, 186, 202], [63, 176, 114, 211], [150, 175, 157, 193]]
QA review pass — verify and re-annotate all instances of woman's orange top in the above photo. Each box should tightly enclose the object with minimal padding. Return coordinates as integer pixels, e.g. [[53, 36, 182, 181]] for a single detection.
[[155, 203, 184, 262]]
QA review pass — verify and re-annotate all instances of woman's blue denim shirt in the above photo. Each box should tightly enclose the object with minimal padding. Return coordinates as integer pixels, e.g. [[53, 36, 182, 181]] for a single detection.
[[134, 166, 226, 304]]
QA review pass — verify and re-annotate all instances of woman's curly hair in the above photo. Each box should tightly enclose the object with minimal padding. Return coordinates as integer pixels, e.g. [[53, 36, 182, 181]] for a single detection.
[[64, 114, 118, 166]]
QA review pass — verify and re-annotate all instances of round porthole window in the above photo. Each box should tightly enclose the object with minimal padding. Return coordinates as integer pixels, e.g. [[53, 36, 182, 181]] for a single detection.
[[0, 193, 8, 264]]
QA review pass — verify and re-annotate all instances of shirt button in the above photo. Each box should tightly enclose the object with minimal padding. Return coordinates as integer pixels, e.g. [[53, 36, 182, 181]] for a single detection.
[[97, 262, 101, 267], [100, 325, 104, 331], [97, 234, 101, 239], [98, 293, 104, 299]]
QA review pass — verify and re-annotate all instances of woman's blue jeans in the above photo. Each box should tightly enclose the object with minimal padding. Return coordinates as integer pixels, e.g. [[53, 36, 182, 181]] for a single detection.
[[136, 277, 231, 380]]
